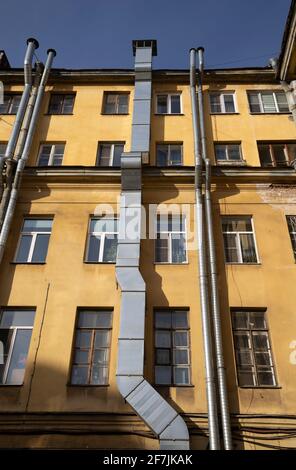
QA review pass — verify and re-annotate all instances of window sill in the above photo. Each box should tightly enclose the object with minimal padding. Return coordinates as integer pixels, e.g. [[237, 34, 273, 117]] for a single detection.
[[154, 113, 184, 116], [44, 113, 74, 116], [0, 113, 17, 116], [0, 384, 23, 387], [239, 385, 281, 389], [10, 262, 46, 265], [67, 384, 110, 387], [225, 262, 261, 266], [250, 112, 291, 115], [154, 262, 189, 265], [210, 112, 240, 115], [101, 113, 129, 116], [84, 261, 116, 265], [217, 161, 247, 166], [154, 384, 194, 388]]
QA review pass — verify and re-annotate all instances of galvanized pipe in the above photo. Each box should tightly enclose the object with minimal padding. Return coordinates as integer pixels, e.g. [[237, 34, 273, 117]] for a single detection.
[[196, 46, 232, 450], [190, 48, 220, 450], [0, 49, 56, 265], [0, 38, 39, 199], [0, 62, 43, 230]]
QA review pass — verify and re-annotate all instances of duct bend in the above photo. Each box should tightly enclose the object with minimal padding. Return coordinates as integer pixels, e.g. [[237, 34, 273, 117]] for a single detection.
[[0, 38, 39, 195], [0, 48, 56, 265]]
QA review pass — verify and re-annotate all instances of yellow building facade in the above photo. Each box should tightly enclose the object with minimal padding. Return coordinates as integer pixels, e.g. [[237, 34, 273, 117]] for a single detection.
[[0, 4, 296, 451]]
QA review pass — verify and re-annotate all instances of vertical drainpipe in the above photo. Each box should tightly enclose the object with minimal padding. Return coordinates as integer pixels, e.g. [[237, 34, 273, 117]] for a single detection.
[[0, 38, 39, 202], [189, 48, 220, 450], [196, 47, 232, 450], [0, 62, 43, 230], [0, 49, 56, 265], [116, 40, 190, 450]]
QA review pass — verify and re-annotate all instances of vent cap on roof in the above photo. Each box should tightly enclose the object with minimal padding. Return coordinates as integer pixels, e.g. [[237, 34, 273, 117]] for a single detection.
[[0, 51, 10, 70], [132, 40, 157, 56]]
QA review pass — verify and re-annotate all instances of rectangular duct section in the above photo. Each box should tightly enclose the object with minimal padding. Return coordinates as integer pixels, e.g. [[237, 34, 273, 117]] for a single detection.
[[115, 40, 190, 450]]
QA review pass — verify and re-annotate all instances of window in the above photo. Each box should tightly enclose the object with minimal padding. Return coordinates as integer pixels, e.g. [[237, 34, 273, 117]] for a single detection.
[[287, 216, 296, 261], [37, 143, 65, 166], [103, 93, 129, 114], [48, 94, 75, 114], [0, 94, 22, 114], [0, 309, 35, 385], [209, 92, 236, 113], [154, 309, 191, 386], [97, 143, 124, 167], [156, 144, 183, 166], [156, 94, 181, 114], [0, 142, 7, 159], [215, 143, 243, 163], [15, 219, 53, 263], [222, 217, 258, 264], [258, 143, 296, 167], [85, 217, 118, 263], [231, 310, 276, 387], [71, 309, 113, 385], [248, 91, 289, 113], [155, 214, 187, 263]]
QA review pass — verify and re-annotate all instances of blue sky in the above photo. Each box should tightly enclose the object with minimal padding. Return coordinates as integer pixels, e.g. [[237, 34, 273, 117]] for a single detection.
[[0, 0, 292, 70]]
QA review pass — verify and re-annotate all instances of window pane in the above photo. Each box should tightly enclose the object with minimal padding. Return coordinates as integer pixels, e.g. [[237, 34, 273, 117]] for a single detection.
[[103, 234, 118, 262], [90, 218, 118, 233], [104, 94, 116, 114], [156, 145, 168, 166], [273, 145, 288, 166], [74, 350, 89, 364], [252, 332, 269, 351], [48, 95, 62, 114], [11, 95, 21, 113], [93, 349, 109, 365], [170, 95, 181, 114], [157, 95, 167, 114], [71, 365, 88, 384], [0, 143, 7, 158], [38, 145, 51, 166], [232, 311, 248, 329], [155, 331, 171, 348], [276, 92, 289, 112], [258, 145, 272, 167], [248, 93, 261, 113], [215, 145, 227, 161], [287, 144, 296, 162], [155, 366, 171, 384], [99, 144, 111, 166], [0, 329, 12, 383], [23, 219, 52, 232], [223, 233, 239, 263], [31, 234, 50, 262], [255, 352, 272, 366], [228, 145, 241, 161], [0, 310, 35, 328], [63, 95, 75, 114], [234, 332, 251, 350], [173, 349, 189, 365], [78, 311, 112, 329], [156, 349, 170, 365], [87, 235, 101, 262], [210, 94, 221, 113], [15, 235, 32, 262], [155, 311, 171, 329], [169, 145, 182, 165], [174, 367, 189, 384], [224, 94, 235, 113], [118, 94, 128, 114], [257, 370, 275, 386], [0, 95, 10, 114], [173, 331, 188, 347], [172, 234, 186, 263], [94, 330, 110, 348], [249, 311, 266, 329], [76, 331, 92, 348], [91, 366, 108, 385], [237, 366, 256, 386], [112, 145, 124, 166], [155, 236, 169, 262], [236, 350, 253, 366], [240, 233, 257, 263], [6, 329, 32, 385], [261, 93, 276, 113], [172, 311, 188, 329]]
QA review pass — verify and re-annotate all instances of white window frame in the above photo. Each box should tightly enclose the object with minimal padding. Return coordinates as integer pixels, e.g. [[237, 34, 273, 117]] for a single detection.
[[155, 93, 182, 114], [155, 214, 188, 264], [14, 218, 53, 263], [0, 94, 21, 114], [156, 143, 183, 166], [37, 143, 65, 166], [209, 91, 237, 114], [48, 93, 75, 114], [0, 309, 35, 385], [248, 91, 289, 114], [86, 217, 118, 263], [258, 143, 295, 167], [214, 143, 243, 162], [97, 143, 125, 166], [222, 216, 259, 264]]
